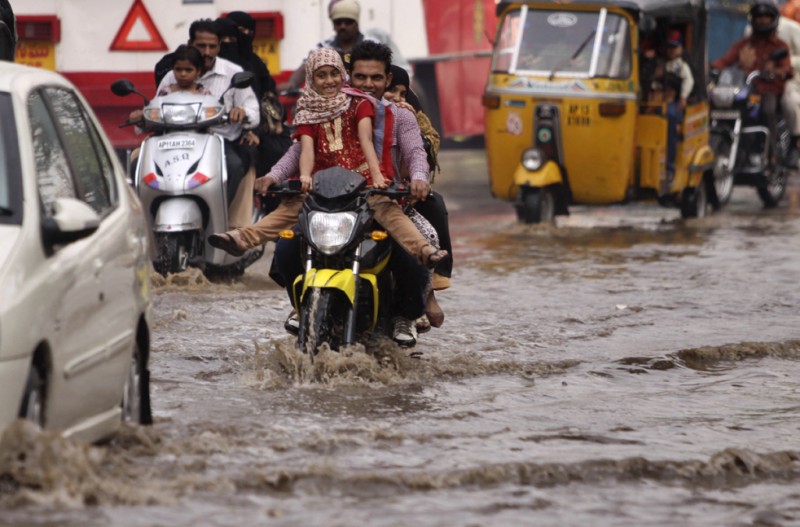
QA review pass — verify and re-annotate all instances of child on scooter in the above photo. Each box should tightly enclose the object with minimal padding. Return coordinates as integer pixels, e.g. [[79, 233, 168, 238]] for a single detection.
[[156, 45, 209, 96], [130, 45, 209, 125], [209, 48, 448, 269]]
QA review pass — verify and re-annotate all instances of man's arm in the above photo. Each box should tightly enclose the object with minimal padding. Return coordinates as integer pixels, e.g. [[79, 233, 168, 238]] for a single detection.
[[267, 142, 301, 182], [232, 84, 260, 130], [395, 107, 429, 182], [680, 61, 694, 101], [712, 39, 745, 70]]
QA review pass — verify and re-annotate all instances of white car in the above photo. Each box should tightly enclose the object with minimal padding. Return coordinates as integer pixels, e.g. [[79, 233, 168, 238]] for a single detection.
[[0, 61, 153, 442]]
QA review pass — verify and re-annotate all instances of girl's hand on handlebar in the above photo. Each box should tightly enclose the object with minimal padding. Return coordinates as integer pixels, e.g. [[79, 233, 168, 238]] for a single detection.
[[371, 174, 388, 189], [129, 109, 144, 123], [300, 174, 313, 193]]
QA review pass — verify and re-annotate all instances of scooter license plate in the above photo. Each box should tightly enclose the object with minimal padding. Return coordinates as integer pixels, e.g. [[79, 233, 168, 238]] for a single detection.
[[157, 137, 196, 150]]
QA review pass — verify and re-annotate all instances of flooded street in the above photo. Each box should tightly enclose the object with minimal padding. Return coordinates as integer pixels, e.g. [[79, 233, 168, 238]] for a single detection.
[[2, 148, 800, 526]]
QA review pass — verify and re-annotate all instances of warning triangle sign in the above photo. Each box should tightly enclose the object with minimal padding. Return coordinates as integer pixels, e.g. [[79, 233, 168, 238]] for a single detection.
[[110, 0, 168, 51]]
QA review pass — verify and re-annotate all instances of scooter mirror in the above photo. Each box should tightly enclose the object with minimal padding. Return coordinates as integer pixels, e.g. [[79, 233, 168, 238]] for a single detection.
[[770, 48, 789, 61], [638, 15, 657, 33], [110, 79, 136, 97], [230, 71, 254, 90]]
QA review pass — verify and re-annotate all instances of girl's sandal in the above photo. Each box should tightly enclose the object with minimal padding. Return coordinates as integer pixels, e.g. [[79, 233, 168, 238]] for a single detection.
[[208, 229, 247, 257], [421, 246, 450, 270]]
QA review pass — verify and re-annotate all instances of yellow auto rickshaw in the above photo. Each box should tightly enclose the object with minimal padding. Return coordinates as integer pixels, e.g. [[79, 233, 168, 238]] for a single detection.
[[483, 0, 726, 223]]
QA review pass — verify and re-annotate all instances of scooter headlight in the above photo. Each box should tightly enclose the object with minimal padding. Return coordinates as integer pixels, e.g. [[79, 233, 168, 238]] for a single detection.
[[162, 103, 201, 125], [308, 211, 358, 255], [521, 148, 546, 171]]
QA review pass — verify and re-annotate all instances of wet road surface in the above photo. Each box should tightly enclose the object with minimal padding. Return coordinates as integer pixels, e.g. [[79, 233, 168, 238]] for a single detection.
[[2, 149, 800, 526]]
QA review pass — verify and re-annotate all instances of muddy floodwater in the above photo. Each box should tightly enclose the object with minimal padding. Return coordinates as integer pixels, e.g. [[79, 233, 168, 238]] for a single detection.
[[2, 149, 800, 526]]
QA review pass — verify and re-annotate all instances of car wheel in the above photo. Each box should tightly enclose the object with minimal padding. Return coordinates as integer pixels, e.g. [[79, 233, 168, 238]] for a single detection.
[[18, 364, 45, 427], [122, 342, 152, 425]]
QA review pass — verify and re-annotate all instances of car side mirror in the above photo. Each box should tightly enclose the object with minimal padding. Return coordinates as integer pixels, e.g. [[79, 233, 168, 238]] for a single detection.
[[42, 197, 100, 246]]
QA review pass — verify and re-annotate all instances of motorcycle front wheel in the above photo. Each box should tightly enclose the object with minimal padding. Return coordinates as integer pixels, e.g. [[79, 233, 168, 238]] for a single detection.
[[757, 166, 787, 208], [298, 288, 343, 356], [709, 134, 734, 208]]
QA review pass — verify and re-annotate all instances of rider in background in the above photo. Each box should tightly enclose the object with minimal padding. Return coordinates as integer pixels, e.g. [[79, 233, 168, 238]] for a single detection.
[[280, 0, 411, 91], [712, 1, 792, 166], [746, 3, 800, 164]]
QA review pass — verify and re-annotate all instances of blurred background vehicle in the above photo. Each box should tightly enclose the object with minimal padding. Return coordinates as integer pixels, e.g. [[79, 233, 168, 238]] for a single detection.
[[0, 60, 153, 443], [0, 0, 15, 61]]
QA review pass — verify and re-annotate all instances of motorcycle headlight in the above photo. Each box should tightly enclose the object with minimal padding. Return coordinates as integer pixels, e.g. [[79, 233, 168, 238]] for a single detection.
[[308, 211, 358, 254], [162, 103, 201, 125], [710, 86, 739, 109], [521, 148, 545, 171]]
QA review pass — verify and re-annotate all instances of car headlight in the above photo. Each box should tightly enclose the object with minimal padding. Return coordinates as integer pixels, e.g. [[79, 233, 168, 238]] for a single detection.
[[162, 103, 201, 125], [521, 148, 545, 171], [308, 211, 358, 254]]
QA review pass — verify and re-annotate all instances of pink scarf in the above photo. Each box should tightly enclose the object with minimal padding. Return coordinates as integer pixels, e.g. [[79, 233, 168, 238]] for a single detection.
[[293, 48, 351, 125]]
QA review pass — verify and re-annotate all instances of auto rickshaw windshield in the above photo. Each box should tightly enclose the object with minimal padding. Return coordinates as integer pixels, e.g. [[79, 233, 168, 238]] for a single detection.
[[492, 7, 632, 79]]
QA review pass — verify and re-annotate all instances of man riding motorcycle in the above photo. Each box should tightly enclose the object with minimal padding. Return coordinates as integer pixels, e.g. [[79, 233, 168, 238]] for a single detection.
[[712, 1, 792, 167]]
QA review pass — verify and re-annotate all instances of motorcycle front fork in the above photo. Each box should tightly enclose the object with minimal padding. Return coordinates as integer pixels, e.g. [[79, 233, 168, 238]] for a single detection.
[[299, 243, 363, 347]]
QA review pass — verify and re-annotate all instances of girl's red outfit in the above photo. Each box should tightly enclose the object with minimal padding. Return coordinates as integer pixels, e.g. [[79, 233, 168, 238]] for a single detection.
[[293, 91, 394, 185]]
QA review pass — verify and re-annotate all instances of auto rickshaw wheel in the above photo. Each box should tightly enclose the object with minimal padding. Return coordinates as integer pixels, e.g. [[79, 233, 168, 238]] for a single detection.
[[680, 179, 709, 219], [709, 134, 734, 208], [517, 187, 556, 225]]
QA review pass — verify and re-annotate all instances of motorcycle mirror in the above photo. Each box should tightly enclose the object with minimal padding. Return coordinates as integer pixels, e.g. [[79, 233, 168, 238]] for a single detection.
[[219, 71, 255, 103], [770, 48, 789, 61], [110, 79, 150, 104], [110, 79, 136, 96], [230, 71, 254, 90]]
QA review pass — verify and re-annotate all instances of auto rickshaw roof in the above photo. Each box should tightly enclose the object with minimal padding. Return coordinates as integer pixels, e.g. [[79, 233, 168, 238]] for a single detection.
[[496, 0, 706, 19]]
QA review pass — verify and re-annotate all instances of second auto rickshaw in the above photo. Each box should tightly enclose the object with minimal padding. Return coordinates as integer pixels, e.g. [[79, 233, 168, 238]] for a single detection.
[[483, 0, 725, 223]]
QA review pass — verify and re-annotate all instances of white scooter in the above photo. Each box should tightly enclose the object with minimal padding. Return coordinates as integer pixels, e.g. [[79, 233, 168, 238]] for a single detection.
[[111, 73, 263, 276]]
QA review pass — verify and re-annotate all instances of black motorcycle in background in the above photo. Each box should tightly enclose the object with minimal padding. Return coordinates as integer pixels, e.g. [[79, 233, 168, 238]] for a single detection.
[[709, 52, 791, 208]]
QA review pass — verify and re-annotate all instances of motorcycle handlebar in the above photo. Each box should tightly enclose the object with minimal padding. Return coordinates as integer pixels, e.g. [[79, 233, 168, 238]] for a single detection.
[[263, 180, 411, 198]]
